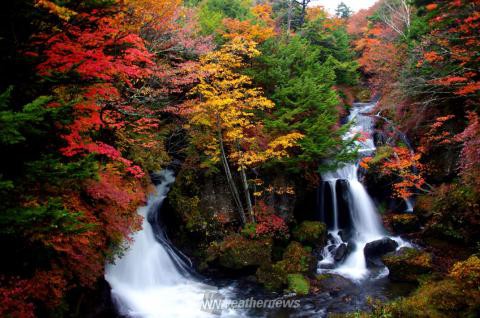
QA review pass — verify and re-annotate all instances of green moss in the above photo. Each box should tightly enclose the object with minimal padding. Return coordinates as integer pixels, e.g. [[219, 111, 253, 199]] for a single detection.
[[256, 241, 315, 291], [355, 89, 371, 102], [282, 241, 314, 273], [382, 248, 432, 283], [241, 222, 257, 238], [391, 214, 420, 233], [287, 274, 310, 295], [356, 253, 480, 318], [315, 273, 333, 281], [208, 234, 272, 270], [292, 221, 327, 246], [256, 262, 288, 291], [382, 278, 478, 318]]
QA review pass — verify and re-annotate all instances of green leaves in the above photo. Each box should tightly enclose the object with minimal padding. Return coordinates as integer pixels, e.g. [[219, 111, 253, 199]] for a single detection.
[[0, 87, 54, 145], [0, 198, 91, 236], [251, 36, 351, 165]]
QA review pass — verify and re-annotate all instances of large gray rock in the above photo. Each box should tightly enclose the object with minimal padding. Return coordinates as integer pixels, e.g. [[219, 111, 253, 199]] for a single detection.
[[364, 237, 398, 268], [334, 243, 348, 263]]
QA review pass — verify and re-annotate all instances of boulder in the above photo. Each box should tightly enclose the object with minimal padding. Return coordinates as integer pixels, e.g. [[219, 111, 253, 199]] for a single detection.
[[364, 237, 399, 267], [292, 221, 327, 246], [391, 214, 420, 233], [334, 243, 348, 263], [256, 262, 288, 291], [315, 273, 355, 292], [256, 241, 315, 291], [282, 241, 315, 273], [382, 247, 432, 282], [338, 229, 351, 243], [207, 234, 272, 271]]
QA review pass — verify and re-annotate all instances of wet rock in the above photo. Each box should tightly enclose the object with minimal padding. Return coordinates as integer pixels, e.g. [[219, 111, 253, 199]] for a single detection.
[[282, 242, 315, 273], [338, 230, 350, 243], [391, 214, 420, 233], [382, 247, 432, 283], [256, 262, 288, 291], [292, 221, 327, 246], [256, 242, 315, 291], [318, 263, 335, 270], [315, 274, 355, 292], [334, 244, 348, 263], [207, 234, 272, 271], [364, 237, 399, 268]]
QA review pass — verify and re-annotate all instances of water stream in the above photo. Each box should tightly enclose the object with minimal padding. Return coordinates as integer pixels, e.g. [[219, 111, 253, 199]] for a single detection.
[[105, 102, 412, 317], [105, 170, 237, 318], [318, 102, 409, 280]]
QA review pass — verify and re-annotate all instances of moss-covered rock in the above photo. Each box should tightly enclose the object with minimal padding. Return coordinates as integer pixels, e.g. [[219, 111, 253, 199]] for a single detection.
[[292, 221, 327, 246], [207, 234, 272, 270], [256, 241, 315, 291], [449, 255, 480, 290], [391, 214, 420, 233], [382, 247, 433, 282], [340, 255, 480, 318], [314, 273, 355, 292], [282, 241, 314, 273], [256, 262, 288, 291], [287, 274, 310, 295], [380, 278, 479, 318]]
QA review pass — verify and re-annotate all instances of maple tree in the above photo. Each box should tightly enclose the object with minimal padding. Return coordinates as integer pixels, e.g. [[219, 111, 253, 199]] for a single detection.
[[185, 37, 304, 223], [362, 146, 431, 199], [221, 4, 276, 43]]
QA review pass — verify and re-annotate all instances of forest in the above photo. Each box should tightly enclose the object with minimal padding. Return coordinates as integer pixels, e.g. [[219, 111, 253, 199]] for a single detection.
[[0, 0, 478, 317]]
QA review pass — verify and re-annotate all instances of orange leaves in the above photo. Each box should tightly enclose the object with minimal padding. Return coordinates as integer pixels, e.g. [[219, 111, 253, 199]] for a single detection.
[[419, 1, 480, 100], [222, 18, 274, 43], [429, 76, 468, 86], [426, 3, 438, 11], [455, 111, 480, 185], [455, 82, 480, 95], [423, 51, 444, 63], [360, 156, 373, 169], [125, 0, 181, 32], [369, 146, 428, 199], [221, 4, 275, 43]]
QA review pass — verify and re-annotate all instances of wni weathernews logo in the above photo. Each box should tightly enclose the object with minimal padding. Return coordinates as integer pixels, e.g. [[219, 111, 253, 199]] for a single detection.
[[201, 291, 300, 315]]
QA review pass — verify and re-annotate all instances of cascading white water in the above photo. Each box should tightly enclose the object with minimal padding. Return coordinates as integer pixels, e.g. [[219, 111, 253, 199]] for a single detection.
[[105, 170, 234, 318], [318, 102, 408, 280]]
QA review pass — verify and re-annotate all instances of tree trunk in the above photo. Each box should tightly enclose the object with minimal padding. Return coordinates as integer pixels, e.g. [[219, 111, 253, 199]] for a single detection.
[[236, 141, 254, 222], [217, 119, 246, 224], [287, 0, 293, 34]]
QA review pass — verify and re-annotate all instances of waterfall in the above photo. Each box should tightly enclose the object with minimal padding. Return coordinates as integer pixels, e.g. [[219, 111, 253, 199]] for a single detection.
[[105, 170, 232, 318], [318, 102, 408, 280]]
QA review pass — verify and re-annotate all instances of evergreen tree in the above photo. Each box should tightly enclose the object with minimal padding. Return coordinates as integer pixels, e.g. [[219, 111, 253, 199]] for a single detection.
[[336, 2, 353, 19], [251, 36, 351, 165], [301, 16, 359, 86]]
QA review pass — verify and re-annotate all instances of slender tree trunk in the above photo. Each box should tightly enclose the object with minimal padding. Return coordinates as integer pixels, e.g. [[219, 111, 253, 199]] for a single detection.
[[287, 0, 293, 34], [236, 141, 254, 222], [217, 119, 246, 224]]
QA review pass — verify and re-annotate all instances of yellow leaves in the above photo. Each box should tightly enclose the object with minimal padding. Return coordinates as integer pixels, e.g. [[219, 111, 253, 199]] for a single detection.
[[221, 4, 275, 43], [186, 37, 304, 171], [35, 0, 77, 21], [124, 0, 181, 32], [265, 132, 304, 159], [236, 132, 304, 167]]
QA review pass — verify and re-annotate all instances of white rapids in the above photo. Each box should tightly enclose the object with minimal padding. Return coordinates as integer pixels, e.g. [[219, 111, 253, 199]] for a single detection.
[[318, 102, 409, 280], [105, 170, 237, 318]]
